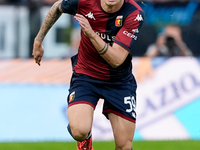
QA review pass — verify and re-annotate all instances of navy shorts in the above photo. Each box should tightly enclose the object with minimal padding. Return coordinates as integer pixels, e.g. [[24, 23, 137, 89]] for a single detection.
[[67, 72, 137, 123]]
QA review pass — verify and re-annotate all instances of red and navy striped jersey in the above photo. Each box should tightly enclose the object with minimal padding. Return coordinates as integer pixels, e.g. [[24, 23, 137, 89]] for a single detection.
[[61, 0, 144, 82]]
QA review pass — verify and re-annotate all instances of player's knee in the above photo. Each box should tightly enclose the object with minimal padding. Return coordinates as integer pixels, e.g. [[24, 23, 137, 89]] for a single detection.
[[115, 145, 132, 150], [115, 141, 132, 150], [71, 126, 90, 141]]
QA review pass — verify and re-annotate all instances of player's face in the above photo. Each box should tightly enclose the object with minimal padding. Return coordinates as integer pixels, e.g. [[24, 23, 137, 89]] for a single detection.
[[104, 0, 122, 7]]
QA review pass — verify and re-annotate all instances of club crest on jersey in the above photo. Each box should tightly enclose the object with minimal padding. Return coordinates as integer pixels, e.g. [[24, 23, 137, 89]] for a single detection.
[[115, 16, 123, 27], [69, 91, 75, 103]]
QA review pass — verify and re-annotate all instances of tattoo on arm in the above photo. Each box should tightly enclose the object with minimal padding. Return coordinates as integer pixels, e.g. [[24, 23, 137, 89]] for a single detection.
[[35, 0, 63, 42], [98, 43, 109, 55]]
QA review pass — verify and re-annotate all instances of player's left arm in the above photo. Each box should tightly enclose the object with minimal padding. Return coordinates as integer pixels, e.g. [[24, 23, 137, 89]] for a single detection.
[[74, 11, 144, 68]]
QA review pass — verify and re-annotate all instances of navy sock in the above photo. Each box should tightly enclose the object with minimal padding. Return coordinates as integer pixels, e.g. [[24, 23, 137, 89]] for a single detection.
[[67, 124, 73, 137], [85, 130, 92, 140]]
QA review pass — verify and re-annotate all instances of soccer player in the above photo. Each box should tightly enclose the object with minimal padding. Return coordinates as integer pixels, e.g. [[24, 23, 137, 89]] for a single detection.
[[32, 0, 144, 150]]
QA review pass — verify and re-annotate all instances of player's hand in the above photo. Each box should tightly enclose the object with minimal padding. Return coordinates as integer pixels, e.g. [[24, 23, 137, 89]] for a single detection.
[[32, 40, 44, 66], [74, 14, 95, 38]]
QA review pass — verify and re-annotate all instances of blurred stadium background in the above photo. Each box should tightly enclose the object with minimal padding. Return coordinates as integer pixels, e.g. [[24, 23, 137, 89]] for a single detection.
[[0, 0, 200, 149]]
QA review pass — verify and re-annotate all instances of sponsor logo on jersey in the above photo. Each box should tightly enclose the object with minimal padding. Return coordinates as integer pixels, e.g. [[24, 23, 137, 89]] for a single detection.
[[96, 32, 115, 42], [132, 28, 139, 33], [115, 16, 123, 27], [134, 14, 143, 21], [69, 91, 75, 103], [123, 30, 137, 40], [85, 12, 96, 20]]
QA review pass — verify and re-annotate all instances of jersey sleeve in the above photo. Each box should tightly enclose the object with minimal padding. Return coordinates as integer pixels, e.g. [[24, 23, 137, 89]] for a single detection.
[[61, 0, 79, 15], [114, 10, 144, 52]]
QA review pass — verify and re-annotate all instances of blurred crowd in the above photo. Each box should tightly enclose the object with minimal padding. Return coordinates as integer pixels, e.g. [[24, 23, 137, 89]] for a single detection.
[[1, 0, 200, 5], [0, 0, 57, 5], [145, 24, 192, 57]]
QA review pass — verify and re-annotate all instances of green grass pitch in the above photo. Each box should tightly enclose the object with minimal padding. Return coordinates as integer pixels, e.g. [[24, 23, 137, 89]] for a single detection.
[[0, 140, 199, 150]]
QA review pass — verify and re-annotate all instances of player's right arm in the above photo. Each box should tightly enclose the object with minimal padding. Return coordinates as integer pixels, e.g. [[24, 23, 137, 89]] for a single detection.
[[32, 0, 63, 66]]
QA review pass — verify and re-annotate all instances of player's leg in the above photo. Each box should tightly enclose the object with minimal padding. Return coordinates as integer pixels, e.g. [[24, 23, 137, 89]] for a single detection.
[[66, 74, 99, 150], [101, 78, 137, 150], [108, 113, 135, 150], [67, 73, 99, 141], [67, 103, 94, 141]]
